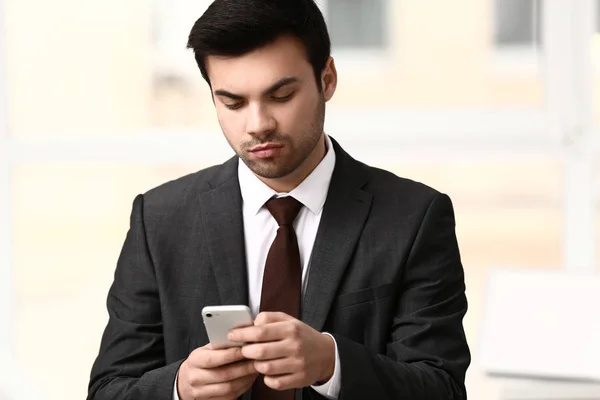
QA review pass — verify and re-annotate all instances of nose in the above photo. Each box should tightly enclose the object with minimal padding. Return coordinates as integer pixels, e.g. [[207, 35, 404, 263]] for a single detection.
[[246, 102, 276, 138]]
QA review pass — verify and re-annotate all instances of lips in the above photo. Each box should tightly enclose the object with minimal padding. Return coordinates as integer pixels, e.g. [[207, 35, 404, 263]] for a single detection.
[[249, 143, 283, 159], [250, 143, 283, 152]]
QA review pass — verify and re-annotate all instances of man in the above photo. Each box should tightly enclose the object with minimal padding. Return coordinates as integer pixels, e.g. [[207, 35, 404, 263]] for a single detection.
[[87, 0, 471, 399]]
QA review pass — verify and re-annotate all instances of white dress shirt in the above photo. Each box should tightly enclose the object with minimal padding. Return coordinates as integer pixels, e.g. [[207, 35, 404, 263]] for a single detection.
[[174, 134, 341, 400]]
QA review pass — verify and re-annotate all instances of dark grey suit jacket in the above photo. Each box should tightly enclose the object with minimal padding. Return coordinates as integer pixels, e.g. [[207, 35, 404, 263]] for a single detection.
[[87, 138, 470, 400]]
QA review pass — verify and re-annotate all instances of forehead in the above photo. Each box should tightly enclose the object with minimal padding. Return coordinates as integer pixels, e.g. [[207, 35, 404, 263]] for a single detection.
[[205, 35, 313, 93]]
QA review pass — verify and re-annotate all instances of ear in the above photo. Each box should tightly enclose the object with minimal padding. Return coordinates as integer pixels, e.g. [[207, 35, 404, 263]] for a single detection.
[[321, 57, 338, 102]]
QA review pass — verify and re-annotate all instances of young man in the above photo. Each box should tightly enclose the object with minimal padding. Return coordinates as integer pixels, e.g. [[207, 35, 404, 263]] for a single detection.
[[87, 1, 471, 399]]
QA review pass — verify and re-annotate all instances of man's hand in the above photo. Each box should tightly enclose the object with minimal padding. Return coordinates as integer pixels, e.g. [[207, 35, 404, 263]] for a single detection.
[[177, 344, 258, 400], [228, 312, 336, 391]]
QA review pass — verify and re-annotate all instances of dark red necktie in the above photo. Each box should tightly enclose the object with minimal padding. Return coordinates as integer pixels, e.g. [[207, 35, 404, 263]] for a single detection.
[[251, 196, 303, 400]]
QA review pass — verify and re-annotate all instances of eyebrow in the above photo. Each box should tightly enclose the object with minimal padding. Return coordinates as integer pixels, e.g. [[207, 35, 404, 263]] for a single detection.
[[213, 77, 300, 100]]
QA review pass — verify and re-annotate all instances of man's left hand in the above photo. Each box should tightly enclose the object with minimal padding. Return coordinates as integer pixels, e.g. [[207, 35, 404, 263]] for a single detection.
[[227, 312, 335, 391]]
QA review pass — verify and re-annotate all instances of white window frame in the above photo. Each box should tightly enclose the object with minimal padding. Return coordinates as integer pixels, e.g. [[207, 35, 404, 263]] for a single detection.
[[544, 0, 599, 272], [0, 0, 15, 391], [0, 0, 598, 395]]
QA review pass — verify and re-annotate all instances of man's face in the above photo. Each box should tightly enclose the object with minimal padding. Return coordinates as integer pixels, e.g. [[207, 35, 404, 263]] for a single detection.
[[205, 35, 335, 180]]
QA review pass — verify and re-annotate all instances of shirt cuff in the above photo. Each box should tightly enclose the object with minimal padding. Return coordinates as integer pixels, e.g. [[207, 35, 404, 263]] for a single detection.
[[310, 333, 341, 400], [173, 373, 180, 400]]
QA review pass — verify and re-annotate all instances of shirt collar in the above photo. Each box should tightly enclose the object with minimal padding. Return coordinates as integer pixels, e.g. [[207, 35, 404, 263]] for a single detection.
[[238, 134, 336, 216]]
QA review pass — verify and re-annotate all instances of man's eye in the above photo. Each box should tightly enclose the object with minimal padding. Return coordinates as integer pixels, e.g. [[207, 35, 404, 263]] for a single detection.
[[225, 103, 244, 110], [272, 93, 293, 102]]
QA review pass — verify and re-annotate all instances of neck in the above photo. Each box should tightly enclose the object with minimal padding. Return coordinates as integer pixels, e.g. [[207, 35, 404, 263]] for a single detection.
[[259, 134, 327, 193]]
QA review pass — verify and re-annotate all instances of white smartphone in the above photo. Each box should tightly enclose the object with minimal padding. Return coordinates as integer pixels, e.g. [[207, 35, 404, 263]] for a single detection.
[[202, 305, 254, 349]]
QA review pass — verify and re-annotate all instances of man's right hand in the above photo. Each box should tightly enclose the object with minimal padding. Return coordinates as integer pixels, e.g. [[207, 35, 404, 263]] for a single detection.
[[177, 344, 258, 400]]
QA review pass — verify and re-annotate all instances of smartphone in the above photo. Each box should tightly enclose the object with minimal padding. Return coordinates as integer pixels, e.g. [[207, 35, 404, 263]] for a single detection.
[[202, 305, 254, 349]]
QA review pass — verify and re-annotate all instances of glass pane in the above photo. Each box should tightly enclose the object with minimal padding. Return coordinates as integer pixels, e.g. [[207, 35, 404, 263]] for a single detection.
[[11, 160, 563, 399], [327, 0, 386, 48], [5, 1, 156, 136], [591, 0, 600, 125], [5, 0, 547, 137], [495, 0, 542, 47]]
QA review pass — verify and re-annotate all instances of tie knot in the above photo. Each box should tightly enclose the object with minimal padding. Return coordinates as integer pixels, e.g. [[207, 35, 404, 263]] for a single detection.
[[265, 196, 302, 226]]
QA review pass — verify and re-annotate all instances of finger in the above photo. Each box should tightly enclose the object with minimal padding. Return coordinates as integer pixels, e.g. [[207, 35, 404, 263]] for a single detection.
[[254, 312, 294, 325], [241, 340, 290, 360], [203, 343, 214, 350], [194, 373, 258, 399], [188, 346, 245, 369], [196, 359, 257, 385], [263, 373, 304, 391], [254, 357, 303, 376], [228, 321, 289, 343]]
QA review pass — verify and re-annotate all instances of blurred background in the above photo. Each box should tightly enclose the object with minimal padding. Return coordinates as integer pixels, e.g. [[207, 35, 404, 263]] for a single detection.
[[1, 0, 599, 399]]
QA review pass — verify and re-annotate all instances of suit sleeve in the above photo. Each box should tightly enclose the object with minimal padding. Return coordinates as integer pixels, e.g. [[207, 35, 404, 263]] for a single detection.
[[331, 193, 470, 400], [87, 194, 185, 400]]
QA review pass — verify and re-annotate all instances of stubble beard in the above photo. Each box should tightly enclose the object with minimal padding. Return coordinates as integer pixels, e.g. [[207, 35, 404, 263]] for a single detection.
[[239, 98, 325, 180]]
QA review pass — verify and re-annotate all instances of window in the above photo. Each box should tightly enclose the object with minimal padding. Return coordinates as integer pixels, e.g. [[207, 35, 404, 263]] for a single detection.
[[326, 0, 388, 49]]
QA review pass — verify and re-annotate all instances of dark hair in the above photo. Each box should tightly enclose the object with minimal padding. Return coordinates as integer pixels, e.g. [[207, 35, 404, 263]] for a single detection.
[[186, 0, 331, 90]]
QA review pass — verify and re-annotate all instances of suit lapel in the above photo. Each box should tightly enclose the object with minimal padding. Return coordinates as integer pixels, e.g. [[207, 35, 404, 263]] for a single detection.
[[198, 157, 249, 306], [302, 140, 372, 332]]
